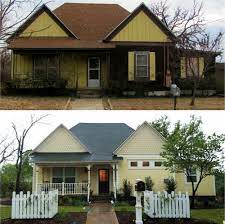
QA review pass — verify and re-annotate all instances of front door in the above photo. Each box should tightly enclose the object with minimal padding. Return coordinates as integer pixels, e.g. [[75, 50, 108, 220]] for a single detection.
[[98, 169, 109, 194], [88, 57, 101, 88]]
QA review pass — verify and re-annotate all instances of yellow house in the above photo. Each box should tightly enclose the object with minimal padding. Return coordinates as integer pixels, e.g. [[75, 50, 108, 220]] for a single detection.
[[31, 122, 216, 201], [6, 3, 216, 96]]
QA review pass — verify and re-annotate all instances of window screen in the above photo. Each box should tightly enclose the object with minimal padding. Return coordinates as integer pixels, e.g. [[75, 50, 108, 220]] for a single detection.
[[136, 52, 148, 78]]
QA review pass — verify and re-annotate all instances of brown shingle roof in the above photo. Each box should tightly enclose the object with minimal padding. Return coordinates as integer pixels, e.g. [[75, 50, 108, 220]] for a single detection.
[[53, 3, 130, 41], [8, 37, 116, 49]]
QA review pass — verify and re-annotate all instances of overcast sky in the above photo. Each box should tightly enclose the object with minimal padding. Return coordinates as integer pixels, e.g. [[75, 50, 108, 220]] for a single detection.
[[0, 111, 225, 154]]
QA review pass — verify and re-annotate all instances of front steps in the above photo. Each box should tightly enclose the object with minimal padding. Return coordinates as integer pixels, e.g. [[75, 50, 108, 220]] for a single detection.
[[77, 89, 103, 98]]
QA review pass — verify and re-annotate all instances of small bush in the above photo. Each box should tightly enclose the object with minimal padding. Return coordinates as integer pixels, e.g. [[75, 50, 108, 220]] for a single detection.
[[122, 179, 132, 199], [164, 177, 177, 193], [145, 176, 154, 191]]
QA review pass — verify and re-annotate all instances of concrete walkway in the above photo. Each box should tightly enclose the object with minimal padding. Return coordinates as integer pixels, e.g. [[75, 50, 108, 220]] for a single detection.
[[86, 203, 119, 224], [70, 98, 104, 110]]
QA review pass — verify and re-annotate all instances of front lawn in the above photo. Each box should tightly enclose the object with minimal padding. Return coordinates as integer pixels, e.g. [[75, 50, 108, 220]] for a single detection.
[[109, 97, 225, 110], [0, 205, 87, 221]]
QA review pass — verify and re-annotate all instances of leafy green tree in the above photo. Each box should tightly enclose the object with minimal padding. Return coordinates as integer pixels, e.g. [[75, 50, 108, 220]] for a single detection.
[[0, 150, 32, 197], [214, 170, 225, 197], [151, 116, 171, 139], [161, 116, 225, 208]]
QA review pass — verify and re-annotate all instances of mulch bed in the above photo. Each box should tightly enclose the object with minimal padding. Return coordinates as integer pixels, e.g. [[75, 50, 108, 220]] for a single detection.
[[116, 212, 216, 224], [1, 212, 87, 224]]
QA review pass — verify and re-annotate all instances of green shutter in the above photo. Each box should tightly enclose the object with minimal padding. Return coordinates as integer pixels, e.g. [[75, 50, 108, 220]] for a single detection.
[[149, 52, 156, 81], [180, 57, 186, 78], [199, 57, 205, 78], [128, 52, 135, 81]]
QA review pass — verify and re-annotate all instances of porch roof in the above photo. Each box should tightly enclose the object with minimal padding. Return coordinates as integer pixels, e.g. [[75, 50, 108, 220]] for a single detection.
[[8, 37, 116, 50], [32, 152, 121, 163]]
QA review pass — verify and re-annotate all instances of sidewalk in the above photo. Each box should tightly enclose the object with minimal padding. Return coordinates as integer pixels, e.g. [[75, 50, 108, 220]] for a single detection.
[[86, 203, 119, 224], [70, 98, 104, 110]]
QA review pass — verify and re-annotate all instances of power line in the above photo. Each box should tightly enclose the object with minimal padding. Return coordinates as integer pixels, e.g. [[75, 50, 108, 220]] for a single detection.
[[207, 18, 225, 24]]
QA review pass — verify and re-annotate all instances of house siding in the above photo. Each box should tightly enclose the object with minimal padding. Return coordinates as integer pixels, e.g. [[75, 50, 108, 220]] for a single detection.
[[20, 11, 68, 37], [112, 11, 170, 42]]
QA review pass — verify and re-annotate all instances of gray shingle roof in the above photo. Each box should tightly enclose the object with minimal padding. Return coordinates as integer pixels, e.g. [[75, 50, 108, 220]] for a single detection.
[[32, 123, 134, 163]]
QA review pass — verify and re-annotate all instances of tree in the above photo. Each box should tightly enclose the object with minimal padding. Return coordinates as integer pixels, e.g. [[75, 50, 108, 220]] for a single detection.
[[150, 0, 223, 106], [0, 135, 15, 164], [0, 150, 32, 197], [12, 114, 48, 193], [151, 115, 171, 139], [161, 116, 225, 207]]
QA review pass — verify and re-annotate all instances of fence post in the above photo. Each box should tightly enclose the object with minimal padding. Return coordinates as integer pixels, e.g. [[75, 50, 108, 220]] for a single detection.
[[135, 191, 143, 224], [11, 192, 16, 219], [62, 182, 65, 196]]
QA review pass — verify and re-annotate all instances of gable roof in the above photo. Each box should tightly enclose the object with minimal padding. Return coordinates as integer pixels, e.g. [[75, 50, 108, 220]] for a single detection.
[[104, 3, 176, 41], [7, 4, 77, 42], [113, 121, 166, 155], [70, 123, 134, 161], [32, 124, 90, 154], [53, 3, 130, 41]]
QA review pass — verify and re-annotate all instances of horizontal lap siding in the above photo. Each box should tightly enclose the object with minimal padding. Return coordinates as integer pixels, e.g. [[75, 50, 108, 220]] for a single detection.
[[175, 173, 216, 196]]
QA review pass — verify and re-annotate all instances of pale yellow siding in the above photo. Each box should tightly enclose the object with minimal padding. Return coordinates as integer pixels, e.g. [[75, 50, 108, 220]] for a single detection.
[[118, 158, 170, 194], [13, 52, 33, 80], [149, 52, 156, 81], [112, 11, 170, 42], [128, 52, 135, 81], [175, 173, 216, 196], [35, 125, 88, 153], [20, 11, 68, 37], [199, 57, 205, 77], [116, 123, 165, 155], [180, 57, 186, 78], [77, 56, 88, 88]]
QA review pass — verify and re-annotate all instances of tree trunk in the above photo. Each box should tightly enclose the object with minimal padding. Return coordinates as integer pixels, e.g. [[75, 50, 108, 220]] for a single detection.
[[191, 190, 196, 208], [15, 157, 23, 193], [190, 79, 197, 106]]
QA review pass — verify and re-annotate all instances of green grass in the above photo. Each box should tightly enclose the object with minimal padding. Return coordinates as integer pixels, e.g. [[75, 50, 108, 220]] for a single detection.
[[0, 205, 87, 221], [114, 202, 224, 224], [191, 209, 224, 224]]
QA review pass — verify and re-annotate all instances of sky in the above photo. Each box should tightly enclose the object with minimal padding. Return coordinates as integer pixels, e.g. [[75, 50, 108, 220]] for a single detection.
[[0, 110, 225, 155], [17, 0, 225, 61]]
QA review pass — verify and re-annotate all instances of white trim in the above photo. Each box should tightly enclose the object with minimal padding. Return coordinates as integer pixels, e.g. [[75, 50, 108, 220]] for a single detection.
[[88, 57, 101, 88], [184, 169, 199, 185], [135, 51, 149, 78], [32, 124, 91, 154], [113, 121, 167, 155], [128, 159, 164, 170]]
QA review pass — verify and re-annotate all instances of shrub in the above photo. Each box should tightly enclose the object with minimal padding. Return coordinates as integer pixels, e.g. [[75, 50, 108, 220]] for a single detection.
[[122, 179, 132, 199], [164, 177, 177, 193], [145, 176, 154, 191]]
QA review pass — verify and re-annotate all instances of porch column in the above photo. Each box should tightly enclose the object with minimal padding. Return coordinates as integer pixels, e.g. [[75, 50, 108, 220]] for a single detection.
[[116, 164, 119, 191], [87, 165, 91, 202], [112, 164, 117, 200], [32, 164, 39, 193]]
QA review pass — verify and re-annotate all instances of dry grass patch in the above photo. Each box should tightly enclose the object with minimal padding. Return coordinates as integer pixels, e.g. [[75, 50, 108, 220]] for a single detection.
[[0, 96, 70, 110], [110, 97, 225, 110]]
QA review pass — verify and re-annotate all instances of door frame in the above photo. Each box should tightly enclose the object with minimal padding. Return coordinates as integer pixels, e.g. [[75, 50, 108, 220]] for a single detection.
[[88, 57, 101, 88], [98, 168, 110, 195]]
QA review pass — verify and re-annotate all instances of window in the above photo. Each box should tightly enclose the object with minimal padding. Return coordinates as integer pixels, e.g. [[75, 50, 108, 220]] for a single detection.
[[52, 167, 63, 183], [52, 167, 76, 183], [155, 161, 162, 167], [186, 169, 197, 183], [142, 161, 150, 167], [88, 57, 100, 80], [130, 161, 138, 167], [136, 52, 148, 78], [34, 55, 59, 80]]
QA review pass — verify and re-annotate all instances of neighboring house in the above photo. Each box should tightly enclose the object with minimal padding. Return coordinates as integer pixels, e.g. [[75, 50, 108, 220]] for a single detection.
[[31, 122, 216, 201], [215, 63, 224, 93], [7, 3, 217, 96]]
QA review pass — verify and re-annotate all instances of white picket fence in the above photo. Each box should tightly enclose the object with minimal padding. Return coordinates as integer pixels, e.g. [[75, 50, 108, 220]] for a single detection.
[[144, 191, 190, 218], [11, 190, 58, 219]]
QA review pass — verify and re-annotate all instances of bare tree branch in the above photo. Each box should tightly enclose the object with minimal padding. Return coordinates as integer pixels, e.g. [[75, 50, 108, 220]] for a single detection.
[[0, 136, 15, 164]]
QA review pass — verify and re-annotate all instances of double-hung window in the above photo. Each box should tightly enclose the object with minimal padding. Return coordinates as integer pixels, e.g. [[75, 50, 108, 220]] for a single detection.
[[52, 167, 76, 183], [136, 52, 149, 78], [186, 168, 197, 183]]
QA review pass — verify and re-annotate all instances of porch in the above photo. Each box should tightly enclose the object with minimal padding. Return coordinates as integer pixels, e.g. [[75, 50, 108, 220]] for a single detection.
[[33, 163, 119, 201]]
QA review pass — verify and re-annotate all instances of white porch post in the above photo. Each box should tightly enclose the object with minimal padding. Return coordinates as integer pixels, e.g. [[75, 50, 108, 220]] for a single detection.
[[112, 164, 116, 200], [116, 164, 119, 191], [33, 164, 39, 193], [87, 165, 91, 202]]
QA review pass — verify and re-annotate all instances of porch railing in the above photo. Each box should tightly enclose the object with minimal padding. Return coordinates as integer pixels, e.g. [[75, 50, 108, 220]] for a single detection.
[[37, 183, 88, 195]]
